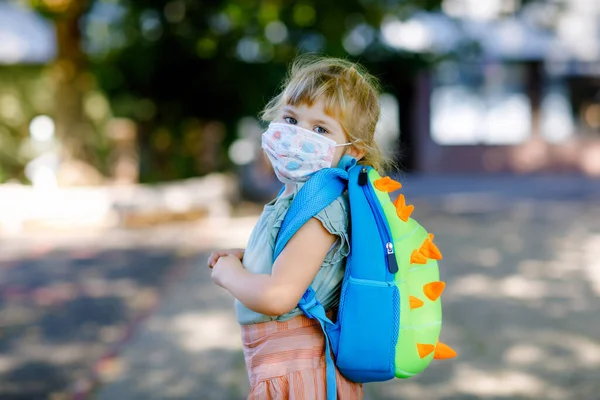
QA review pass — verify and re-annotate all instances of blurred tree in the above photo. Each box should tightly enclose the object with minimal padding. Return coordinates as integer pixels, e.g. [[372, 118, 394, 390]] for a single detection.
[[25, 0, 444, 183], [87, 0, 444, 182]]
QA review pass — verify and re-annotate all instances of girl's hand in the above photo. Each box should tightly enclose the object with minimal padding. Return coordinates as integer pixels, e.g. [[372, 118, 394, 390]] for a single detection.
[[207, 248, 245, 268], [211, 254, 243, 288], [206, 218, 337, 316]]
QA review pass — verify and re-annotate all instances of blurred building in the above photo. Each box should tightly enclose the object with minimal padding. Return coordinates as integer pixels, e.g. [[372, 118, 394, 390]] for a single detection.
[[386, 0, 600, 176], [230, 1, 600, 180]]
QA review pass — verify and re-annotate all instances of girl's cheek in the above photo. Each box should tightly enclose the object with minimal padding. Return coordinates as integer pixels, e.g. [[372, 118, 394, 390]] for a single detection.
[[331, 147, 345, 167]]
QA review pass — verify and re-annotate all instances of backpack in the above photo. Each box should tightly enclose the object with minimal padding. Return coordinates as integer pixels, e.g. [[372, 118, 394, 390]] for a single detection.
[[273, 155, 456, 399]]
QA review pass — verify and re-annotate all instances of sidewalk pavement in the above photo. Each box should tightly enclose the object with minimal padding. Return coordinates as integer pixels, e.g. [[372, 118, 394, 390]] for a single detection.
[[88, 175, 600, 400], [3, 175, 600, 400], [0, 215, 258, 400]]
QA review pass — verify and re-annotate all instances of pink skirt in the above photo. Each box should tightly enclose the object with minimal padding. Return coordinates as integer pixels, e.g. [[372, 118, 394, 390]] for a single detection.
[[241, 312, 363, 400]]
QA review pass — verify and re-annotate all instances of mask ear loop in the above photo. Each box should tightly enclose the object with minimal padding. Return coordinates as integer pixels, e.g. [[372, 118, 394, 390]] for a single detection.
[[332, 138, 361, 148], [336, 139, 363, 165]]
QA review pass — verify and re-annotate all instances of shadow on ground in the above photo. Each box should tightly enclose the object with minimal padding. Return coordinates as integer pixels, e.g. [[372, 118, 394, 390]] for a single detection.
[[93, 250, 249, 400], [0, 246, 192, 400], [93, 197, 600, 400]]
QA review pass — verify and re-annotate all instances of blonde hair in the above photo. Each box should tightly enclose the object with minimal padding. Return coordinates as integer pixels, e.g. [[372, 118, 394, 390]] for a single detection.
[[260, 55, 393, 173]]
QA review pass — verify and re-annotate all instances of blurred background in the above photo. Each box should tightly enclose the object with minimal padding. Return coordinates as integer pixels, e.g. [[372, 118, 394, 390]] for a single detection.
[[1, 0, 600, 399]]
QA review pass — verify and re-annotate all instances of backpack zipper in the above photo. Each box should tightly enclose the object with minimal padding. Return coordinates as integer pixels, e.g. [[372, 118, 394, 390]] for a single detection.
[[358, 167, 399, 275], [348, 276, 394, 287]]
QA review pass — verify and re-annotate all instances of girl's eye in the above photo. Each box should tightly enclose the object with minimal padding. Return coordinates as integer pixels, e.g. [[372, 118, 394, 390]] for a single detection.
[[314, 126, 328, 134], [284, 117, 297, 125]]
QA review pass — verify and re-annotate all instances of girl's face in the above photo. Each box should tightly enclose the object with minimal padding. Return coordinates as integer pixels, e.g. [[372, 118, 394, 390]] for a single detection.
[[277, 98, 362, 167]]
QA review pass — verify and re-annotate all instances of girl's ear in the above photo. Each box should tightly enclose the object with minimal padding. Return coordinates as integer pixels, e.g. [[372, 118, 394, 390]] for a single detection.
[[347, 144, 366, 161]]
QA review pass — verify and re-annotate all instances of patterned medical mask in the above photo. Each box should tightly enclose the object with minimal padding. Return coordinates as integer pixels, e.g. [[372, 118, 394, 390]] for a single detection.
[[261, 122, 354, 184]]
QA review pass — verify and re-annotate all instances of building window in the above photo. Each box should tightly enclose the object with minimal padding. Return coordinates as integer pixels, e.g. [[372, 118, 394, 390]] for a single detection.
[[540, 79, 575, 143], [375, 93, 400, 160], [431, 61, 531, 145]]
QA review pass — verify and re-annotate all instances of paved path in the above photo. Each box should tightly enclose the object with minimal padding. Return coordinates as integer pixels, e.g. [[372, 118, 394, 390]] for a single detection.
[[0, 217, 257, 400], [2, 175, 600, 400], [92, 176, 600, 400]]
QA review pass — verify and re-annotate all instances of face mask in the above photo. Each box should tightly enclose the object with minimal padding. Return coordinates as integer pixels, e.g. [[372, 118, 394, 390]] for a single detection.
[[261, 122, 353, 184]]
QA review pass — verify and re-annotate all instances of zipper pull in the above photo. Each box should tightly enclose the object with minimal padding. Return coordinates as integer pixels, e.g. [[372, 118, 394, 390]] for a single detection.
[[386, 242, 399, 274], [358, 167, 368, 186]]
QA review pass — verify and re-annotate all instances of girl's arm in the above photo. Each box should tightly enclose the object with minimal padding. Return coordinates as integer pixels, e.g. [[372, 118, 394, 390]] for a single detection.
[[211, 218, 337, 316]]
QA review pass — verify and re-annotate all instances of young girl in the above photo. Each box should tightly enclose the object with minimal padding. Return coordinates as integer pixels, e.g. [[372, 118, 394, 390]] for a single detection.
[[208, 55, 389, 399]]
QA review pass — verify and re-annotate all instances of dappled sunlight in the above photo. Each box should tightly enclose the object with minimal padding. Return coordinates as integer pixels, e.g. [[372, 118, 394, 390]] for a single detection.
[[18, 342, 94, 366], [582, 234, 600, 295], [2, 179, 598, 399], [0, 356, 17, 375], [372, 362, 567, 400], [2, 185, 592, 399], [452, 365, 550, 398], [0, 243, 195, 399], [167, 311, 242, 352], [447, 273, 497, 297], [502, 330, 600, 370], [519, 259, 556, 278], [93, 249, 251, 400], [376, 380, 430, 398], [455, 247, 502, 269], [447, 273, 551, 300], [476, 247, 501, 268], [499, 274, 550, 300], [503, 343, 547, 366]]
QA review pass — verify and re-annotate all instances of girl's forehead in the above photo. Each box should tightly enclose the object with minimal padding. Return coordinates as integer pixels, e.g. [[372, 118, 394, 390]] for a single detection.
[[283, 99, 342, 120]]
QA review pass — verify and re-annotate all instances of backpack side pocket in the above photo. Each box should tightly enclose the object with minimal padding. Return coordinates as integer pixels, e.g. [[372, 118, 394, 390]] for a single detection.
[[334, 275, 399, 383]]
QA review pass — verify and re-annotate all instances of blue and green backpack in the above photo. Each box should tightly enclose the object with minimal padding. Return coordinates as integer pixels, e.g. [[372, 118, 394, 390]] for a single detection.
[[273, 155, 456, 399]]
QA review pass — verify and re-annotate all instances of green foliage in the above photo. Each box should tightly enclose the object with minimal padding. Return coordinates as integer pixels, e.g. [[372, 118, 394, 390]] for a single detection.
[[4, 0, 444, 183], [0, 65, 50, 182], [84, 0, 445, 182], [0, 63, 116, 183]]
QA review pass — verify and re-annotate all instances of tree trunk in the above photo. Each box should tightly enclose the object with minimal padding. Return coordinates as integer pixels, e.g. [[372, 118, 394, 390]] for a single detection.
[[49, 0, 104, 185]]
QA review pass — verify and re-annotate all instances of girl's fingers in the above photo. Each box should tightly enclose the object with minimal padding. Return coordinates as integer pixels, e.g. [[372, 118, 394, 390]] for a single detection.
[[208, 249, 244, 268], [207, 253, 220, 268], [231, 249, 244, 260]]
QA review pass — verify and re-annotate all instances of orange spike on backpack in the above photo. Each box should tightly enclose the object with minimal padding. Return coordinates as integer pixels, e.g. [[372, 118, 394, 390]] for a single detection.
[[409, 296, 424, 309], [373, 176, 402, 192], [423, 281, 445, 301], [393, 194, 414, 222], [417, 343, 435, 358], [410, 249, 427, 265], [434, 342, 457, 359], [419, 237, 442, 260]]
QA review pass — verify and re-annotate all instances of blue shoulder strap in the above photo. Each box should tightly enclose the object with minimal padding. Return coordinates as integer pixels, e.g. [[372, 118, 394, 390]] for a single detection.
[[273, 170, 346, 259], [273, 155, 357, 259], [273, 155, 357, 400]]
